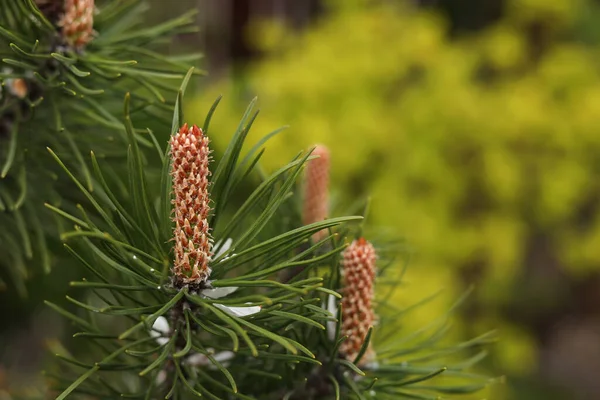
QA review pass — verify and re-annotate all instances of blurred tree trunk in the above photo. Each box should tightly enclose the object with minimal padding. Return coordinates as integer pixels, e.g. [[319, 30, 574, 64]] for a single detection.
[[148, 0, 323, 79]]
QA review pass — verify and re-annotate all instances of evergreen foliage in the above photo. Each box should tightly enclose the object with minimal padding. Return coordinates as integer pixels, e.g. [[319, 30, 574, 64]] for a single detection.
[[0, 0, 200, 295], [1, 1, 495, 399], [44, 83, 495, 398]]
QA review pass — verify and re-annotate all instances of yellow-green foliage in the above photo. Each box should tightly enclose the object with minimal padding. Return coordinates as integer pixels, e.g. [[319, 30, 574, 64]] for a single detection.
[[189, 0, 597, 394]]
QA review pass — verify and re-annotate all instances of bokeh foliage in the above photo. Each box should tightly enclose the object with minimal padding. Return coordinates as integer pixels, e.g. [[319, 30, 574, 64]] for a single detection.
[[189, 0, 600, 397]]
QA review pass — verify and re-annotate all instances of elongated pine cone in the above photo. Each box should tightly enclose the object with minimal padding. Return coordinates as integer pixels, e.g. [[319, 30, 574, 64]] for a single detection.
[[303, 144, 330, 242], [170, 124, 212, 286], [340, 238, 377, 365], [58, 0, 95, 49]]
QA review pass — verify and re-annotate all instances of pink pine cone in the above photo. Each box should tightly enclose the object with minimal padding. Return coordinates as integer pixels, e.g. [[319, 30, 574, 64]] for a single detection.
[[58, 0, 95, 49], [170, 124, 212, 285], [303, 144, 330, 242], [340, 238, 377, 365]]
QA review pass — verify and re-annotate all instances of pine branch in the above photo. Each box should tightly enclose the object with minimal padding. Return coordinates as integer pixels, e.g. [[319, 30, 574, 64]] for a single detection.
[[43, 80, 495, 398], [0, 0, 200, 295]]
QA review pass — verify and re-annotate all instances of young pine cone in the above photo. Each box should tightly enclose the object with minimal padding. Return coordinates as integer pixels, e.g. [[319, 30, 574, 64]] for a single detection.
[[57, 0, 95, 49], [170, 124, 212, 286], [340, 238, 377, 366], [302, 144, 330, 242]]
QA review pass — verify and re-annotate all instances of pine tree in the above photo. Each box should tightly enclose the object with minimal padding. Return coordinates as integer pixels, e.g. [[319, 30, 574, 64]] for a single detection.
[[1, 1, 498, 399]]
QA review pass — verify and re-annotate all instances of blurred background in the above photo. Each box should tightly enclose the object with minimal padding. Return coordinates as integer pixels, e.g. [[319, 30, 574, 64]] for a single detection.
[[3, 0, 600, 399]]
